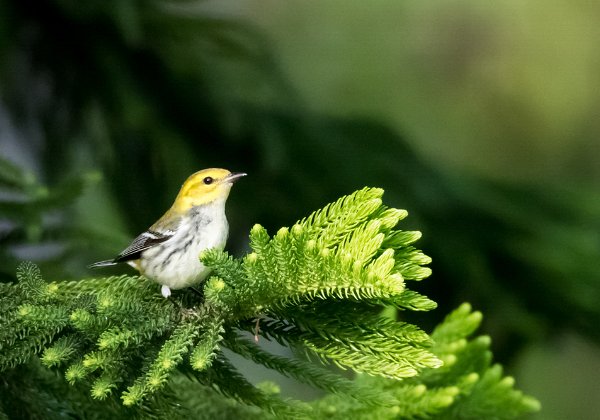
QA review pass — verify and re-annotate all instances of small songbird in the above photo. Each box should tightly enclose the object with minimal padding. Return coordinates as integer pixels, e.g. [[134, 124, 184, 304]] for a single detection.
[[90, 168, 246, 298]]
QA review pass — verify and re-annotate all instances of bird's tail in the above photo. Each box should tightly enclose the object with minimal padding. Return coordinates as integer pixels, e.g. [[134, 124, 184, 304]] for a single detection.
[[88, 260, 117, 269]]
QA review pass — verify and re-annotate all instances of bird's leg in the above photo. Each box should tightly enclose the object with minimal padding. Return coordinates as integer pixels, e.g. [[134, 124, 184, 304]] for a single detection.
[[254, 317, 261, 342]]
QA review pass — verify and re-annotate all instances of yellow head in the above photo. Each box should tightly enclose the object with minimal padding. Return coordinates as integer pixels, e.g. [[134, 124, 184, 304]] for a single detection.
[[172, 168, 246, 213]]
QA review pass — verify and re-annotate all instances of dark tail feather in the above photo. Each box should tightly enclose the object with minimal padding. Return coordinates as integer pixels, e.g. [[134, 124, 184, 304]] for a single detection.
[[88, 260, 117, 269]]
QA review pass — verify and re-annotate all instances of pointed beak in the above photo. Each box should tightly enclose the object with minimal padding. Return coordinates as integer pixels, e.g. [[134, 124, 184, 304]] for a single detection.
[[226, 172, 247, 183]]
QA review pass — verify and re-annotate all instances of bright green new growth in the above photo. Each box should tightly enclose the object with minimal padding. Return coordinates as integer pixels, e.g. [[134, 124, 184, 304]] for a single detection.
[[312, 303, 542, 419], [0, 188, 539, 418]]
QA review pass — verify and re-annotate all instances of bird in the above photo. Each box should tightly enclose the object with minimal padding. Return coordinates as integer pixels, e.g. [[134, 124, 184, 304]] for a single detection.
[[89, 168, 246, 298]]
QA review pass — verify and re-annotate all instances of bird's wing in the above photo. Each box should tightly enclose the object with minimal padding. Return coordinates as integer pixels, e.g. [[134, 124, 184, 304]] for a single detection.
[[111, 230, 174, 263], [89, 209, 182, 269]]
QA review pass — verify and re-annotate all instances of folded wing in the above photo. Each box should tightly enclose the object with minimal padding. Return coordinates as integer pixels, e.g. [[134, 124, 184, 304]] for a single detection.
[[89, 230, 174, 268]]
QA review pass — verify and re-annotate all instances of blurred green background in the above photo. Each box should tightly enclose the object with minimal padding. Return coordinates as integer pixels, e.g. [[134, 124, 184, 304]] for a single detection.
[[1, 1, 599, 418]]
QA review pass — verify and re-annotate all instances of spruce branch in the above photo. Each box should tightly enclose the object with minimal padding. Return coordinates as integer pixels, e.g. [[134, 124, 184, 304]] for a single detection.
[[190, 314, 225, 371], [311, 304, 540, 419], [222, 330, 399, 408], [41, 335, 82, 368], [122, 320, 200, 406], [388, 289, 438, 311], [0, 188, 539, 418], [186, 354, 310, 418]]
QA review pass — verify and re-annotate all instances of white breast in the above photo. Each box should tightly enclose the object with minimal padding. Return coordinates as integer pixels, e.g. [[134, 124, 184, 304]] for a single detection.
[[139, 204, 228, 290]]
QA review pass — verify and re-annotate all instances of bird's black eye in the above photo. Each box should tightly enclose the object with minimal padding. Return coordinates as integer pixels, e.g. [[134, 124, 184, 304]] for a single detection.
[[203, 176, 214, 185]]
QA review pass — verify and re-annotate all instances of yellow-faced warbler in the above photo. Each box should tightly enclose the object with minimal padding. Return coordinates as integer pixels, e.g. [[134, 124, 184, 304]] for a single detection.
[[90, 168, 246, 297]]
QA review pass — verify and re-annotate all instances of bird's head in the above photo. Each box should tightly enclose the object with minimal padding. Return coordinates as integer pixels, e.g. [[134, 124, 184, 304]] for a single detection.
[[173, 168, 246, 212]]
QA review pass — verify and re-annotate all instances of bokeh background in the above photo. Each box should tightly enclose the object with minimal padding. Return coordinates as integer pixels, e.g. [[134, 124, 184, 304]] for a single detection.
[[1, 1, 599, 418]]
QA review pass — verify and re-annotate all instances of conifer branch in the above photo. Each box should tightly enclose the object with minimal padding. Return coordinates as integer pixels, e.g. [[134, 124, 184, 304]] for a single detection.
[[0, 188, 539, 418], [186, 354, 310, 418], [222, 330, 399, 407]]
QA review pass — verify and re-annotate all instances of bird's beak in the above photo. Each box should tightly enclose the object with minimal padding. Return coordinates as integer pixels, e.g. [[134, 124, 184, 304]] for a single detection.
[[226, 172, 247, 183]]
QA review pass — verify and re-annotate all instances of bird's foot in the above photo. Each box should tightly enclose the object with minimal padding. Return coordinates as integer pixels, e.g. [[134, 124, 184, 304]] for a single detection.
[[161, 285, 172, 298]]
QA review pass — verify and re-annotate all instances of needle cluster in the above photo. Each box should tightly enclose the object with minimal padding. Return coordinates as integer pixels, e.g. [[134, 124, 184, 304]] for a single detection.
[[0, 188, 539, 418]]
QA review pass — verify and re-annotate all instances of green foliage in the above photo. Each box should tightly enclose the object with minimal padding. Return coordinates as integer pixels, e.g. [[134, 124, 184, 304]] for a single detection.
[[312, 304, 541, 419], [0, 188, 538, 418], [0, 156, 102, 282], [2, 0, 598, 365]]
